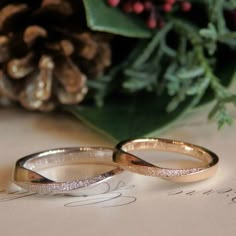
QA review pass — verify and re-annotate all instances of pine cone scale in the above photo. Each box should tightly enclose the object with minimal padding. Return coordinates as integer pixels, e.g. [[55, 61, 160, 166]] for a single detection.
[[0, 36, 10, 62], [0, 4, 28, 30], [55, 57, 87, 93], [0, 0, 112, 111], [7, 53, 34, 79], [0, 70, 18, 100], [23, 25, 48, 45]]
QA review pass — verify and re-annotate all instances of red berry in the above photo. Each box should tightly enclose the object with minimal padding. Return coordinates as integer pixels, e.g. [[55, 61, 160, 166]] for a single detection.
[[162, 3, 172, 12], [133, 2, 145, 14], [123, 2, 133, 13], [165, 0, 176, 4], [147, 17, 157, 29], [181, 1, 192, 12], [107, 0, 120, 7]]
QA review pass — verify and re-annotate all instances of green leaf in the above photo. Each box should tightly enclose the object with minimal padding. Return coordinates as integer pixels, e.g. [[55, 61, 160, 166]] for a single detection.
[[64, 93, 198, 142], [199, 23, 217, 41], [82, 0, 151, 38], [176, 67, 205, 80], [197, 56, 236, 106], [63, 60, 235, 142]]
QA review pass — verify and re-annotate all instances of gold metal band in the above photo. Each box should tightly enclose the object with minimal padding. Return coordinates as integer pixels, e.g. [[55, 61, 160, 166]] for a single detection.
[[113, 138, 219, 182]]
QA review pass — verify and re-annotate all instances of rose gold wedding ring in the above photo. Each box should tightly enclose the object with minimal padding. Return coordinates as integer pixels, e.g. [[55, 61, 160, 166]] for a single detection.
[[113, 138, 219, 182]]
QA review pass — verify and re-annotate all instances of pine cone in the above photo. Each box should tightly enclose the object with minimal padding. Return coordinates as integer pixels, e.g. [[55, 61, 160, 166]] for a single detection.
[[0, 0, 111, 111]]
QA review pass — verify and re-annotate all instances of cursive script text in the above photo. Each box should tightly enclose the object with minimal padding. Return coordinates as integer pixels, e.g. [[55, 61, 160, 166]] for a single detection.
[[168, 187, 236, 204]]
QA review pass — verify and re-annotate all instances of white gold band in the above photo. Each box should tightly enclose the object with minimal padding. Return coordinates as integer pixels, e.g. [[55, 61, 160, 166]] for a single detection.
[[13, 147, 125, 196]]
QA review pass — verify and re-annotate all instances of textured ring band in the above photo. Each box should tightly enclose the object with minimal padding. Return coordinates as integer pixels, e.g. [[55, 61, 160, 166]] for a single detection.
[[13, 147, 125, 196], [113, 138, 219, 182]]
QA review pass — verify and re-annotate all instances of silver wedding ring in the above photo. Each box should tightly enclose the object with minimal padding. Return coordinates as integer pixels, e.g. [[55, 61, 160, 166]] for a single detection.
[[13, 147, 126, 196]]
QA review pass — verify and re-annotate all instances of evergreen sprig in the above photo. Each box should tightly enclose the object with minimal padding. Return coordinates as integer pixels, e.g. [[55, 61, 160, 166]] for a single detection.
[[87, 0, 236, 128]]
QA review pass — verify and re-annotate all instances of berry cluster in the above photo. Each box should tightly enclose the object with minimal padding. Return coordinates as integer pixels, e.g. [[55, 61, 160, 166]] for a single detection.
[[107, 0, 192, 29]]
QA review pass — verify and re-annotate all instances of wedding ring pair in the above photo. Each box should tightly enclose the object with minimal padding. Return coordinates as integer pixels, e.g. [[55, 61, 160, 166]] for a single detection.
[[13, 138, 219, 196]]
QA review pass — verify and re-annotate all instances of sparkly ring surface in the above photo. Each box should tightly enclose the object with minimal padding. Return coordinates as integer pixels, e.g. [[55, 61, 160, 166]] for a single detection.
[[13, 147, 124, 195], [113, 138, 219, 182]]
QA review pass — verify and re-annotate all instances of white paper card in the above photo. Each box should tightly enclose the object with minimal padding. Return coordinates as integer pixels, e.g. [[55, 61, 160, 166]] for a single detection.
[[0, 108, 236, 236]]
